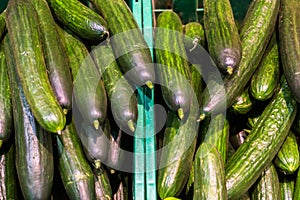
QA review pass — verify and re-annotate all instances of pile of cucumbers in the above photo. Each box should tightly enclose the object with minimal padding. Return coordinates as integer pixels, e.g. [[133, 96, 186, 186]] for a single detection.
[[0, 0, 300, 199]]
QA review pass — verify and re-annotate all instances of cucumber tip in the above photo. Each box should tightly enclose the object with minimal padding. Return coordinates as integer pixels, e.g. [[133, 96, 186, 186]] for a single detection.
[[94, 160, 101, 169], [198, 113, 205, 121], [128, 120, 135, 132], [63, 108, 68, 115], [94, 120, 100, 130], [227, 66, 233, 75], [57, 130, 62, 135], [145, 81, 153, 89], [178, 108, 184, 120]]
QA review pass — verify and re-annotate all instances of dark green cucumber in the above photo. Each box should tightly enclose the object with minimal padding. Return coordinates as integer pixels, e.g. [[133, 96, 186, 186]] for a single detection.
[[203, 0, 241, 74], [200, 113, 229, 163], [4, 36, 54, 200], [251, 163, 281, 200], [89, 0, 155, 88], [250, 42, 280, 101], [279, 0, 300, 103], [157, 97, 199, 199], [155, 10, 192, 119], [294, 168, 300, 199], [0, 10, 6, 41], [94, 165, 112, 200], [225, 76, 297, 199], [56, 120, 96, 200], [31, 0, 73, 114], [5, 0, 66, 133], [193, 142, 227, 200], [274, 131, 300, 174], [280, 176, 294, 200], [231, 87, 253, 115], [0, 140, 17, 200], [0, 42, 12, 144], [184, 22, 205, 50], [199, 0, 279, 120], [91, 44, 137, 132], [57, 25, 107, 129], [46, 0, 108, 41]]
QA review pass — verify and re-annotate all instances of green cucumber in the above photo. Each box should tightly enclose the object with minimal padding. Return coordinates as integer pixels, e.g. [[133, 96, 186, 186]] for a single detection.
[[184, 22, 205, 50], [251, 163, 281, 200], [57, 25, 107, 129], [280, 176, 294, 200], [199, 0, 279, 120], [91, 44, 137, 132], [274, 131, 300, 174], [279, 0, 300, 103], [0, 10, 6, 41], [155, 10, 192, 119], [203, 0, 241, 74], [225, 76, 297, 199], [94, 165, 112, 200], [31, 0, 73, 114], [4, 36, 54, 200], [200, 113, 229, 163], [89, 0, 155, 88], [0, 140, 17, 200], [250, 41, 280, 101], [5, 0, 66, 133], [46, 0, 108, 41], [193, 142, 227, 200], [56, 120, 96, 200], [0, 42, 12, 144], [294, 168, 300, 199], [230, 87, 253, 115]]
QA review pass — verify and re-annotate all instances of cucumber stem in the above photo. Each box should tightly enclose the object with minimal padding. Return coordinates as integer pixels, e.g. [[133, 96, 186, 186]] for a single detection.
[[145, 81, 153, 89], [227, 66, 233, 75], [63, 108, 68, 115], [57, 130, 62, 135], [94, 160, 101, 169], [198, 113, 206, 122], [94, 120, 100, 130], [127, 120, 135, 132], [178, 108, 184, 120]]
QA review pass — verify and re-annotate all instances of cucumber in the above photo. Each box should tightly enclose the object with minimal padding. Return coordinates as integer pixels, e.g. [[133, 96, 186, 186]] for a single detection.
[[203, 0, 241, 74], [94, 165, 112, 200], [200, 113, 229, 163], [278, 0, 300, 103], [155, 11, 192, 119], [193, 142, 227, 200], [56, 120, 96, 200], [280, 176, 294, 200], [31, 0, 73, 114], [225, 76, 297, 199], [0, 10, 5, 41], [230, 87, 253, 115], [294, 168, 300, 199], [89, 0, 155, 88], [4, 36, 54, 200], [251, 163, 281, 200], [46, 0, 108, 41], [5, 0, 66, 133], [91, 44, 137, 132], [184, 22, 205, 50], [0, 140, 17, 200], [0, 42, 12, 144], [274, 131, 300, 174], [250, 41, 280, 101], [157, 97, 199, 199], [199, 0, 279, 120], [57, 25, 107, 129]]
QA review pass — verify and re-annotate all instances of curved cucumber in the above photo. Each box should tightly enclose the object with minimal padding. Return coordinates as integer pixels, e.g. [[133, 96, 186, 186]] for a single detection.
[[5, 0, 66, 133], [225, 76, 297, 199], [31, 0, 73, 114], [46, 0, 108, 41]]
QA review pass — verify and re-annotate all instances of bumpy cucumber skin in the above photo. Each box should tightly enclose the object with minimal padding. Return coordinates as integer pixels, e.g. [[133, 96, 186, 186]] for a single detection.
[[90, 0, 155, 87], [46, 0, 108, 41], [279, 0, 300, 103], [274, 131, 300, 174], [193, 142, 227, 200], [200, 0, 280, 119], [0, 44, 12, 142], [31, 0, 73, 113], [250, 42, 280, 101], [4, 36, 54, 200], [56, 121, 96, 200], [251, 163, 281, 200], [5, 0, 66, 133], [225, 76, 297, 199], [155, 11, 192, 118]]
